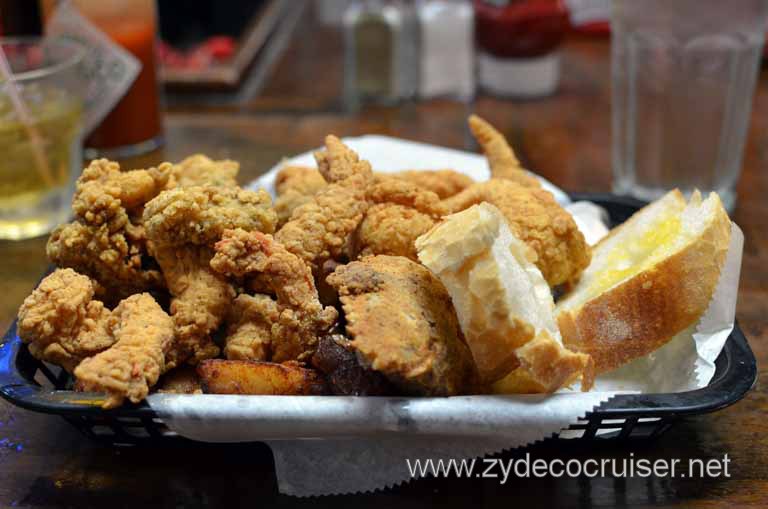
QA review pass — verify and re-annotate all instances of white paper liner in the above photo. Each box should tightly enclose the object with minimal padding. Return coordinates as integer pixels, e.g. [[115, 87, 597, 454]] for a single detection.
[[148, 136, 744, 497]]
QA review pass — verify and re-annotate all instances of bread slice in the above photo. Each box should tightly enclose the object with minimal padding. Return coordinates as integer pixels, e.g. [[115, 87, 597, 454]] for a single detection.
[[416, 203, 592, 391], [556, 190, 731, 373]]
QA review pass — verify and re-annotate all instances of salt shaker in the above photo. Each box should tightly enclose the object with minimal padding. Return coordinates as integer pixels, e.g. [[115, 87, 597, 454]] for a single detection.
[[416, 0, 475, 100]]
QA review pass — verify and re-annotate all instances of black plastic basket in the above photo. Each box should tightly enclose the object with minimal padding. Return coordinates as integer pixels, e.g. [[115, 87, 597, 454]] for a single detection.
[[0, 194, 758, 446]]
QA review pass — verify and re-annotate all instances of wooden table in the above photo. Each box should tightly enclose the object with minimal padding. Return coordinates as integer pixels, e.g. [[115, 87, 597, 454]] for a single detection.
[[2, 7, 767, 508]]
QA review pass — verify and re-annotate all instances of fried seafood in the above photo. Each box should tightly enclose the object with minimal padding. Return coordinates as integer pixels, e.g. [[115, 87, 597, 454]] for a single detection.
[[327, 255, 477, 396], [353, 178, 446, 260], [272, 160, 472, 227], [74, 293, 174, 408], [276, 136, 374, 270], [468, 115, 540, 188], [47, 220, 163, 301], [72, 158, 173, 216], [150, 244, 232, 366], [211, 229, 337, 361], [168, 154, 239, 188], [383, 169, 474, 199], [17, 269, 115, 372], [315, 135, 373, 184], [223, 294, 278, 361], [46, 159, 172, 299], [441, 180, 590, 286], [142, 185, 277, 365], [143, 185, 277, 247], [274, 165, 328, 227]]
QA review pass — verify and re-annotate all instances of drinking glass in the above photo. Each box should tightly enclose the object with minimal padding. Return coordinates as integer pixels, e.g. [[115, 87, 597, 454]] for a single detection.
[[611, 0, 768, 211], [0, 37, 84, 240]]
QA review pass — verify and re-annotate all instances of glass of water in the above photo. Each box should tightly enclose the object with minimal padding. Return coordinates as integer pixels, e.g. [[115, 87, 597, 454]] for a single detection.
[[0, 38, 85, 240], [611, 0, 768, 211]]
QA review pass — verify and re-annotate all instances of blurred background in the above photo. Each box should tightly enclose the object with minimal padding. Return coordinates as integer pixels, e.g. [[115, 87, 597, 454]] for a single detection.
[[0, 0, 767, 239]]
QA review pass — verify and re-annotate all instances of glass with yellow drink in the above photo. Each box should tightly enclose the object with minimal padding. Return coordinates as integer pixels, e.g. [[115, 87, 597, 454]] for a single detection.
[[0, 38, 84, 240]]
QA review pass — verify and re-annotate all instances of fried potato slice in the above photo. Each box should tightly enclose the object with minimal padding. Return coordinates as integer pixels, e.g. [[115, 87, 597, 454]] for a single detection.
[[197, 360, 328, 395]]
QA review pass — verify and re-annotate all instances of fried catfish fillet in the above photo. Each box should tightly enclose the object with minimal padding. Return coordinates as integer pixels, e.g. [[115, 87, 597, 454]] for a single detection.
[[74, 293, 174, 408], [327, 255, 477, 396]]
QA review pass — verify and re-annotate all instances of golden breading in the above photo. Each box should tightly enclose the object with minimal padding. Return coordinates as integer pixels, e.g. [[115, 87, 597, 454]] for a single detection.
[[274, 165, 472, 229], [352, 178, 446, 261], [354, 204, 436, 261], [211, 229, 338, 362], [75, 293, 174, 409], [468, 115, 540, 188], [382, 169, 474, 199], [167, 154, 239, 188], [47, 220, 163, 301], [327, 255, 477, 396], [223, 294, 278, 361], [440, 180, 591, 286], [276, 136, 374, 270], [142, 185, 277, 247], [151, 244, 232, 366], [47, 159, 171, 299], [274, 165, 329, 227], [315, 135, 373, 184], [141, 184, 277, 366], [73, 158, 173, 217], [17, 269, 115, 372]]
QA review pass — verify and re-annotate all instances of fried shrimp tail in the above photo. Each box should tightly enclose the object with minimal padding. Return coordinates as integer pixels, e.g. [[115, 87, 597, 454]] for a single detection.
[[468, 115, 540, 188]]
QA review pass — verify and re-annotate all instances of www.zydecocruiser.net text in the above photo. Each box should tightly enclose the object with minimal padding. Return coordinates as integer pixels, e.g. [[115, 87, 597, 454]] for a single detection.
[[406, 453, 731, 484]]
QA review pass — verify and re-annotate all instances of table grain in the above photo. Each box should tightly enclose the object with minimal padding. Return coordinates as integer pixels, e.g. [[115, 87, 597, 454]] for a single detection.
[[1, 7, 766, 508]]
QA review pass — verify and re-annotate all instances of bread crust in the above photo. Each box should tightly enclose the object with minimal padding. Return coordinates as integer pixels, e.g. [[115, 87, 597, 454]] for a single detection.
[[492, 331, 594, 393], [417, 203, 593, 391], [557, 196, 731, 373]]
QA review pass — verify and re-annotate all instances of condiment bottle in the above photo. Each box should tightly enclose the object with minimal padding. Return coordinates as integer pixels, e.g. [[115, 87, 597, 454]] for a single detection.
[[343, 0, 419, 108], [474, 0, 569, 98]]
